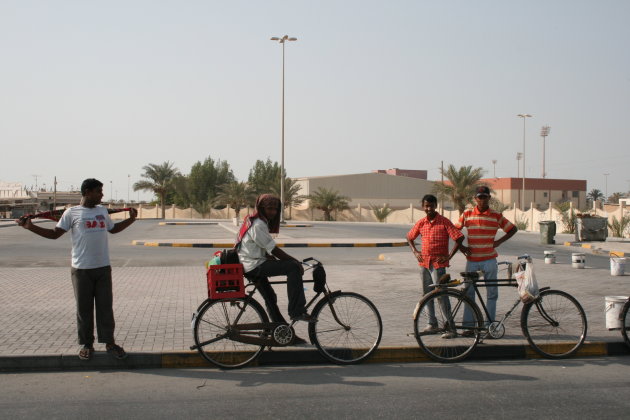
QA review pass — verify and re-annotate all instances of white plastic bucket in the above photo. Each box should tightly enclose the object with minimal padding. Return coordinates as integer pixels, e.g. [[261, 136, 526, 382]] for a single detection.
[[572, 253, 585, 269], [610, 257, 626, 276], [544, 250, 556, 264], [605, 296, 628, 330]]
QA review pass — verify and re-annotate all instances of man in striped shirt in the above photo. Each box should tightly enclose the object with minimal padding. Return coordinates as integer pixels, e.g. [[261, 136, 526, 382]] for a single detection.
[[457, 186, 517, 327], [407, 194, 464, 336]]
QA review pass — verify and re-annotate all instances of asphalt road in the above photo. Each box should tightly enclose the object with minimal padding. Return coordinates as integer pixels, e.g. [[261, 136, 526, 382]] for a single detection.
[[0, 220, 615, 268], [1, 357, 628, 419]]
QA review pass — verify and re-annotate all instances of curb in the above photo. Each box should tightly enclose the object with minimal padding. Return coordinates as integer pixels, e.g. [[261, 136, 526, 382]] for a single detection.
[[1, 342, 627, 372], [131, 241, 408, 248], [562, 242, 625, 257]]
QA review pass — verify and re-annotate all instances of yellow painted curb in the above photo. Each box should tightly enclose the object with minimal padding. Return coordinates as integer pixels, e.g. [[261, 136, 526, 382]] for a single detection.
[[610, 251, 625, 257], [524, 342, 606, 359], [354, 243, 377, 247], [172, 243, 193, 248], [581, 244, 593, 249], [161, 353, 208, 368], [368, 346, 431, 363], [564, 241, 572, 246]]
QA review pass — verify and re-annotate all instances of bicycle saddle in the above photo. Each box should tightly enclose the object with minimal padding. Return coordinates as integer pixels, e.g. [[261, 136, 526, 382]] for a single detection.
[[460, 271, 480, 280]]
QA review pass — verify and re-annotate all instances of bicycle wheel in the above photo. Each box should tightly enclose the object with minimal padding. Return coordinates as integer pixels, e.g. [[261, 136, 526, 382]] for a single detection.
[[414, 289, 483, 363], [309, 292, 382, 364], [193, 298, 268, 369], [620, 299, 630, 349], [521, 289, 587, 358]]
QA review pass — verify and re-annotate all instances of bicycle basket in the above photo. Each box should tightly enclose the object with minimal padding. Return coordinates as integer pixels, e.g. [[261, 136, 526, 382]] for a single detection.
[[207, 264, 245, 299], [313, 264, 327, 293]]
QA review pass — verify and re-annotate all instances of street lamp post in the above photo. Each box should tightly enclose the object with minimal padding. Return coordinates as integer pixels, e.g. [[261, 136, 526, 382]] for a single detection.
[[604, 173, 610, 202], [516, 152, 522, 207], [492, 160, 497, 178], [517, 114, 532, 210], [270, 35, 297, 223], [540, 125, 551, 178]]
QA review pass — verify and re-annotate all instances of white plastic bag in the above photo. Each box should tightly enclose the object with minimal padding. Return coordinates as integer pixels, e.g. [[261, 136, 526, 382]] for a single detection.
[[514, 261, 540, 303]]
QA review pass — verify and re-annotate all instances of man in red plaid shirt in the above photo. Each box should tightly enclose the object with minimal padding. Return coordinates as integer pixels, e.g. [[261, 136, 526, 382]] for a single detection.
[[407, 194, 464, 336]]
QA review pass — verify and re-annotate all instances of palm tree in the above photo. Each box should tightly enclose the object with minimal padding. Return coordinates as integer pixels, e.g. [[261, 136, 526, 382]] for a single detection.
[[587, 188, 605, 206], [133, 161, 180, 219], [308, 187, 349, 221], [271, 177, 305, 219], [432, 165, 486, 214], [607, 192, 623, 204], [369, 203, 393, 222], [214, 181, 255, 219]]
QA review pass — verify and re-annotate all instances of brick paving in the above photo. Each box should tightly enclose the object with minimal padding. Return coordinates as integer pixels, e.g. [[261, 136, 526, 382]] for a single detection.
[[1, 249, 628, 357]]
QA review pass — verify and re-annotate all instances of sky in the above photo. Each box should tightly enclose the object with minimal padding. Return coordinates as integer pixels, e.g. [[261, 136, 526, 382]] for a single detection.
[[1, 0, 629, 202]]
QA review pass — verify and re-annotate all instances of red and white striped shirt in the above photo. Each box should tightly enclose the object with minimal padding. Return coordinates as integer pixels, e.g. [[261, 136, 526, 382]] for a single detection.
[[407, 214, 463, 269], [456, 206, 515, 262]]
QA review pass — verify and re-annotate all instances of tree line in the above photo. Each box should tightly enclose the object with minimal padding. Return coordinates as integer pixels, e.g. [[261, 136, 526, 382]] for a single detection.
[[131, 157, 351, 220]]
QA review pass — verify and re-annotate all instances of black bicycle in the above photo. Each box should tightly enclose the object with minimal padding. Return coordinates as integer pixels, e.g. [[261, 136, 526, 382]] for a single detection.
[[413, 255, 588, 362], [191, 258, 382, 368]]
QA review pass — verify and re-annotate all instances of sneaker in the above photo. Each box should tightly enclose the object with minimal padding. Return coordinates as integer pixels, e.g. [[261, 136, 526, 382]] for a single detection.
[[441, 331, 457, 339], [461, 330, 476, 338], [422, 325, 440, 334], [291, 313, 317, 323]]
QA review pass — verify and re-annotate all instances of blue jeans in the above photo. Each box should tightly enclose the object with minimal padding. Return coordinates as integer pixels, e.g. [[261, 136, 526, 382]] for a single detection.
[[463, 259, 498, 326], [420, 265, 448, 327]]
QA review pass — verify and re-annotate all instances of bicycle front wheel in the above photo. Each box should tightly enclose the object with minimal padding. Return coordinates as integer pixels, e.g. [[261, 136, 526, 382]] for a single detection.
[[193, 298, 268, 369], [620, 299, 630, 349], [309, 292, 382, 364], [521, 289, 587, 358], [414, 289, 483, 363]]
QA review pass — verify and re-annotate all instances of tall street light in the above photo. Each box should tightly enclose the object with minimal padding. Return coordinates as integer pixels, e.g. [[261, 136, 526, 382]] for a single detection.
[[492, 160, 497, 178], [270, 35, 297, 223], [604, 173, 610, 202], [517, 114, 532, 210], [516, 152, 522, 207], [540, 125, 551, 178]]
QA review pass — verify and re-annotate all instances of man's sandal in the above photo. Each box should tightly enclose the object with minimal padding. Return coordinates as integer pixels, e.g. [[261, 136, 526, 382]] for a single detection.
[[106, 344, 128, 360], [78, 346, 94, 361]]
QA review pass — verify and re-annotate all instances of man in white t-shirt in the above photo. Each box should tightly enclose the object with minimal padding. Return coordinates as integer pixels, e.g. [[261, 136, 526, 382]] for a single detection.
[[17, 178, 137, 361]]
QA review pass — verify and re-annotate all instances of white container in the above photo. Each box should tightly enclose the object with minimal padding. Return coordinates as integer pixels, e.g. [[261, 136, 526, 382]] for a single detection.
[[610, 257, 626, 276], [572, 253, 585, 269], [605, 296, 628, 330], [544, 250, 556, 264]]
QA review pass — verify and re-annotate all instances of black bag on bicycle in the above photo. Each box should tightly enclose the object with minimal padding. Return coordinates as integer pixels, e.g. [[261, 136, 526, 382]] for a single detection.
[[313, 264, 326, 293], [219, 248, 240, 265]]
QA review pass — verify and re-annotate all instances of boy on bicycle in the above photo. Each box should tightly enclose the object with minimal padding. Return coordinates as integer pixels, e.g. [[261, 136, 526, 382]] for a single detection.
[[407, 194, 464, 337]]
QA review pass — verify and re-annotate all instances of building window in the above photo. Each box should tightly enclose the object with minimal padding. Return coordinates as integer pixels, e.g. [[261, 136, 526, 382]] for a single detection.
[[572, 191, 579, 198], [543, 192, 548, 198], [562, 191, 567, 199]]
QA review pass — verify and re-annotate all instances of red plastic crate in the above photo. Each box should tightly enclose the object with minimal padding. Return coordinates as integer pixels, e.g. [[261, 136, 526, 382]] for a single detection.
[[207, 264, 245, 299]]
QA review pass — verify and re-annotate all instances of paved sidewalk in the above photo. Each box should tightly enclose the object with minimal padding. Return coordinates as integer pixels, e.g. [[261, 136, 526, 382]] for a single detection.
[[1, 249, 629, 371]]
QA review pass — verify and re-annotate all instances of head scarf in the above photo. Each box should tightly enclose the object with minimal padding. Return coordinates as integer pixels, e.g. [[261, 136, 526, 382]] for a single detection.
[[234, 194, 281, 248]]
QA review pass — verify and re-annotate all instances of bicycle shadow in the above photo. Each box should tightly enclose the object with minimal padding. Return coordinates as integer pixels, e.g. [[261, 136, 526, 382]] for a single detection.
[[134, 361, 539, 388]]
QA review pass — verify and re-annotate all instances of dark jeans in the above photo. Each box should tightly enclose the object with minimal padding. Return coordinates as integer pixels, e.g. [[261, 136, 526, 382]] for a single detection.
[[245, 259, 306, 319], [71, 266, 115, 345]]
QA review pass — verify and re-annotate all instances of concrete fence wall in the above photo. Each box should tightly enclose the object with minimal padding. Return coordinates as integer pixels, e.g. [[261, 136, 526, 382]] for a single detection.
[[109, 202, 630, 238]]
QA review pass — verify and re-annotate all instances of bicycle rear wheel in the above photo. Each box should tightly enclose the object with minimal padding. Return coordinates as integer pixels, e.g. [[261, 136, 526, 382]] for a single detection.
[[193, 298, 268, 369], [620, 299, 630, 349], [414, 289, 483, 363], [309, 292, 382, 364], [521, 289, 587, 358]]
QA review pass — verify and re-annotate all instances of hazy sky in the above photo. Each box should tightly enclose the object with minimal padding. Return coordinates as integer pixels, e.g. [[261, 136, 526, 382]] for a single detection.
[[1, 0, 629, 202]]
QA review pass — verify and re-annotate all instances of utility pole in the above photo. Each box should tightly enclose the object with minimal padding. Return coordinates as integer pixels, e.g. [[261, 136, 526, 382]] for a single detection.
[[540, 126, 551, 178]]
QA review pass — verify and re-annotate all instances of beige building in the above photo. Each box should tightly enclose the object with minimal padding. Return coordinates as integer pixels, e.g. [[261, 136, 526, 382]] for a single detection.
[[0, 181, 82, 218], [294, 172, 435, 209], [482, 177, 587, 210]]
